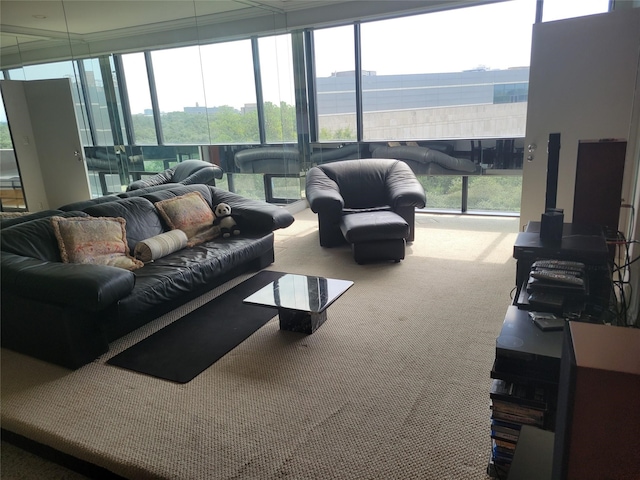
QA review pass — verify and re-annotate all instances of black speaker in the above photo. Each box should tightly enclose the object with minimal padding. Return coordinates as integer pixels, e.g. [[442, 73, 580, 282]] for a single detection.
[[540, 208, 564, 245], [572, 140, 626, 239], [545, 133, 561, 211], [552, 322, 640, 480]]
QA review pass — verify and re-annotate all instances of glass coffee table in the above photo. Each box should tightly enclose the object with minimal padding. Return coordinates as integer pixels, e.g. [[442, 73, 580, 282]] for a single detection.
[[242, 273, 353, 334]]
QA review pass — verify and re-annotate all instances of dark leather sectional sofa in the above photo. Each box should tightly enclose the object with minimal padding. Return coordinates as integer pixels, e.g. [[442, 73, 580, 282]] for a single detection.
[[0, 184, 294, 369]]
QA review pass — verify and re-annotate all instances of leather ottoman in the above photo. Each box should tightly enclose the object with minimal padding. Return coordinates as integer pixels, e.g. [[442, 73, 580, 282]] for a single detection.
[[339, 211, 409, 264]]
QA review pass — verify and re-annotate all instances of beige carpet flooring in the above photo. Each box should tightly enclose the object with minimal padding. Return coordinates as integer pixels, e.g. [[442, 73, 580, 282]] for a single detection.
[[1, 208, 519, 479]]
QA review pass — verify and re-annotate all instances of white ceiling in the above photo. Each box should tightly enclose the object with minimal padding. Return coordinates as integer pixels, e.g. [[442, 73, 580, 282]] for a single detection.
[[0, 1, 334, 47], [0, 0, 489, 68]]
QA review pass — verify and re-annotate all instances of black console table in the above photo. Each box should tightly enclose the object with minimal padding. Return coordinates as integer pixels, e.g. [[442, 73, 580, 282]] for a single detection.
[[488, 306, 563, 477], [513, 221, 611, 317]]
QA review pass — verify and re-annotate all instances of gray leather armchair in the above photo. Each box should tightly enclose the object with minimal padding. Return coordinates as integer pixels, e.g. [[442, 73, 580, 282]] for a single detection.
[[305, 159, 426, 259], [126, 160, 223, 192]]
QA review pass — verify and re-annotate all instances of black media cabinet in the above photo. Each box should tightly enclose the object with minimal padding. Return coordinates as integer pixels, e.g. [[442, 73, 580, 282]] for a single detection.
[[487, 222, 610, 478]]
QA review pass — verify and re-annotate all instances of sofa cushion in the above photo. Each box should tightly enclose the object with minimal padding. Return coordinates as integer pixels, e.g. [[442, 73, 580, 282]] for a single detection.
[[106, 232, 275, 338], [51, 216, 143, 271], [83, 197, 164, 254], [134, 229, 188, 263], [154, 191, 219, 246]]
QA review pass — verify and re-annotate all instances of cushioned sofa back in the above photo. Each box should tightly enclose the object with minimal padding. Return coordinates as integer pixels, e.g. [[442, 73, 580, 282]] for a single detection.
[[0, 209, 65, 229], [83, 197, 164, 255], [317, 159, 397, 209], [117, 184, 181, 199], [139, 184, 214, 208], [57, 184, 180, 212], [58, 195, 122, 212], [0, 211, 88, 261]]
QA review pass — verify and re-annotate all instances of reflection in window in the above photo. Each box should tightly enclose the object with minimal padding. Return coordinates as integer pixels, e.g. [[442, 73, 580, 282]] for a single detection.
[[199, 40, 259, 143], [14, 61, 91, 146], [359, 0, 536, 141], [151, 46, 209, 144], [542, 0, 609, 22], [0, 85, 26, 211], [121, 52, 157, 145], [81, 58, 120, 146], [494, 83, 529, 104], [314, 25, 357, 142], [0, 72, 11, 149], [258, 34, 296, 143]]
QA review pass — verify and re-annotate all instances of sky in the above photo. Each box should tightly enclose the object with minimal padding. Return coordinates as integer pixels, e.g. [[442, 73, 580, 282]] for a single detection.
[[1, 0, 611, 121], [118, 0, 610, 115]]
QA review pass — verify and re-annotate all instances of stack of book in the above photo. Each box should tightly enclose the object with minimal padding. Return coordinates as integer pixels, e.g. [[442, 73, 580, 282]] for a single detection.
[[525, 259, 587, 314], [489, 379, 549, 476]]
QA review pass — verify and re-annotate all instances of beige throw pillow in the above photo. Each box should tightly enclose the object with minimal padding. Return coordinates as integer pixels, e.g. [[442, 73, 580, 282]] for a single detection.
[[51, 216, 143, 271], [154, 191, 220, 247]]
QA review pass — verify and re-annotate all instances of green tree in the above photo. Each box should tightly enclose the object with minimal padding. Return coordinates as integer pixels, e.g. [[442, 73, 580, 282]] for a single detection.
[[319, 126, 356, 141], [0, 122, 12, 149], [131, 115, 157, 144], [264, 101, 296, 143], [210, 106, 259, 143]]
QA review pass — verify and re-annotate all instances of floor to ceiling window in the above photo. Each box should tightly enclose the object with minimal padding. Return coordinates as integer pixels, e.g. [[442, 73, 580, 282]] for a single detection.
[[359, 0, 537, 142], [313, 25, 357, 142], [120, 52, 157, 145], [0, 0, 616, 208], [258, 34, 297, 144], [151, 45, 209, 144], [199, 39, 259, 143], [541, 0, 610, 22]]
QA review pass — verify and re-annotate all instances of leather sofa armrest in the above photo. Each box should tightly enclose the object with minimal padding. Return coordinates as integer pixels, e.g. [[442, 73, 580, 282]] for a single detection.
[[386, 161, 427, 209], [304, 167, 345, 215], [210, 188, 295, 232], [1, 252, 135, 312], [127, 170, 173, 191], [181, 166, 224, 186]]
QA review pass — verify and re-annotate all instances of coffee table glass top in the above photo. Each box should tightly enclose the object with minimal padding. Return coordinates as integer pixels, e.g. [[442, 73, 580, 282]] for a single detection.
[[243, 274, 353, 313]]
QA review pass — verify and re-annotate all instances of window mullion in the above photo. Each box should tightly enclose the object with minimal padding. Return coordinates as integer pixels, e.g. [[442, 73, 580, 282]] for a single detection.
[[113, 55, 135, 145], [354, 22, 363, 143], [304, 29, 318, 144], [75, 60, 97, 146], [144, 51, 164, 145], [291, 30, 311, 166], [251, 37, 266, 145]]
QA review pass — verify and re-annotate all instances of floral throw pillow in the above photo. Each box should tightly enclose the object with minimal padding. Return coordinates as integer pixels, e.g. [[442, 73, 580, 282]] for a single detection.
[[51, 216, 144, 271], [154, 191, 220, 246]]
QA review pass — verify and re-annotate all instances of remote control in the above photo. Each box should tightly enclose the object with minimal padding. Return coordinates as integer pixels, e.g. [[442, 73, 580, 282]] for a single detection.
[[531, 267, 583, 278], [530, 270, 585, 286], [532, 259, 585, 271]]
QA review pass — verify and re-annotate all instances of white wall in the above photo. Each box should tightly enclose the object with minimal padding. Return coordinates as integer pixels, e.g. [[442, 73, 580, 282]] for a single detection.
[[1, 78, 91, 210], [520, 8, 640, 231], [521, 8, 640, 324], [0, 80, 49, 211]]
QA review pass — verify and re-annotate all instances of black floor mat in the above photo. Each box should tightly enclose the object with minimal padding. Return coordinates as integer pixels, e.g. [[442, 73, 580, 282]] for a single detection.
[[107, 270, 286, 383]]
